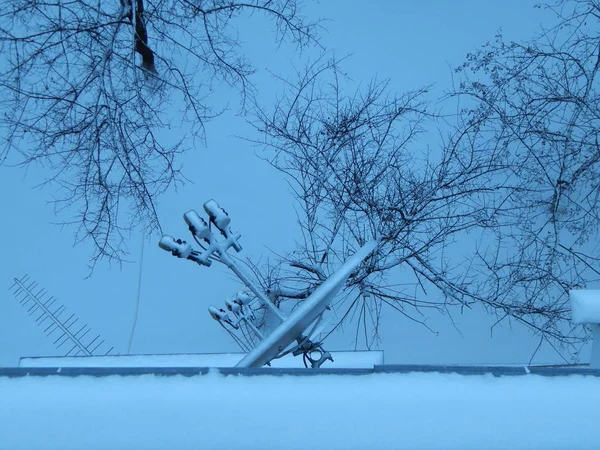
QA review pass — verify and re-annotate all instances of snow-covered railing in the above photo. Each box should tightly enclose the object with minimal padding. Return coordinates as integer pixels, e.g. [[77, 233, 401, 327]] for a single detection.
[[570, 290, 600, 368], [18, 351, 384, 369]]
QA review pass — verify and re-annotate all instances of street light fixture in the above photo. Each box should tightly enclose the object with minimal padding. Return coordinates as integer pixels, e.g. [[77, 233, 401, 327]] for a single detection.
[[159, 199, 378, 368]]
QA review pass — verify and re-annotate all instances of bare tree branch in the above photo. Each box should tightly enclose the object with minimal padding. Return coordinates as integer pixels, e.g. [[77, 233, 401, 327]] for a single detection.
[[244, 5, 599, 356], [0, 0, 321, 268]]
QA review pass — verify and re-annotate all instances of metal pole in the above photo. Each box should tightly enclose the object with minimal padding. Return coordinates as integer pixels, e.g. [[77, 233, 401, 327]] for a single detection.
[[218, 253, 287, 323]]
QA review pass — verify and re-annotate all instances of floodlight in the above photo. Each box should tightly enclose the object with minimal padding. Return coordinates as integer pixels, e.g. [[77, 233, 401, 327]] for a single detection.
[[203, 199, 231, 232], [208, 306, 230, 322], [183, 210, 212, 241], [158, 235, 193, 259], [233, 291, 253, 305], [225, 298, 241, 313]]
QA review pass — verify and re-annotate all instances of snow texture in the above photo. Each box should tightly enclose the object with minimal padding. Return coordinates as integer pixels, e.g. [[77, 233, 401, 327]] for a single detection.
[[1, 371, 599, 449], [570, 290, 600, 323]]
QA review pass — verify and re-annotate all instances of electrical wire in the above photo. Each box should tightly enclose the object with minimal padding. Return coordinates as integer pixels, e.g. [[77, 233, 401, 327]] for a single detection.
[[127, 235, 144, 354], [218, 321, 250, 352]]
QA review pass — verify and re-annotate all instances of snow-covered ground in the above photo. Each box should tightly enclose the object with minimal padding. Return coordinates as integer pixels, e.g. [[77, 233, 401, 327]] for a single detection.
[[1, 371, 599, 450]]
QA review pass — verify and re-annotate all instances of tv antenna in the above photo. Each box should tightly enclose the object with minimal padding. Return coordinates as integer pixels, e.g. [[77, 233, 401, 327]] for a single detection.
[[9, 275, 116, 357], [159, 199, 378, 368]]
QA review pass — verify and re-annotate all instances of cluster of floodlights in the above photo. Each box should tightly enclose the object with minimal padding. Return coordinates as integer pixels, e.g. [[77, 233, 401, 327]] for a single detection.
[[159, 200, 242, 266], [158, 199, 337, 368]]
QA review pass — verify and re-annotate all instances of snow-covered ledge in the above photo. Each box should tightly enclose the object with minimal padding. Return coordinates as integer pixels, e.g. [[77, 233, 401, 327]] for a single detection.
[[570, 290, 600, 368]]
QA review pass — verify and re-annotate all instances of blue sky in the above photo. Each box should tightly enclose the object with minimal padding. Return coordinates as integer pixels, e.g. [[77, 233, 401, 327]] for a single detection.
[[0, 1, 577, 366]]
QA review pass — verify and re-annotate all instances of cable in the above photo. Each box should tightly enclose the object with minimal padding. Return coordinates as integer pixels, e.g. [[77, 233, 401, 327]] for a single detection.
[[193, 235, 209, 250], [219, 321, 250, 352], [127, 235, 144, 354]]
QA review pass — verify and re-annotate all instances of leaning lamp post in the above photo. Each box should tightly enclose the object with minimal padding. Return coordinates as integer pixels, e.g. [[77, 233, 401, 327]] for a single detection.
[[158, 199, 373, 368]]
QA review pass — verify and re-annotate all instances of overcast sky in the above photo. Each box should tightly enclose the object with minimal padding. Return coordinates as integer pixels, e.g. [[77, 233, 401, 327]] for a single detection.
[[1, 0, 581, 367]]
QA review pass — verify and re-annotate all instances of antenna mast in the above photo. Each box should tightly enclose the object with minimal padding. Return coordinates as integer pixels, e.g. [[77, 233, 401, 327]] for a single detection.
[[9, 275, 115, 357]]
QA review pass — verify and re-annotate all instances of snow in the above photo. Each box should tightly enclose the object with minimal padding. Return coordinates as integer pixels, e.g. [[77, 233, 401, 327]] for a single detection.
[[1, 371, 599, 449], [570, 290, 600, 323], [19, 351, 384, 368]]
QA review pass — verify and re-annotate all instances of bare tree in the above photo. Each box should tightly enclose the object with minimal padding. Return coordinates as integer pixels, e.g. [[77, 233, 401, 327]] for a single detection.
[[242, 57, 579, 354], [243, 0, 600, 357], [0, 0, 319, 266], [446, 0, 600, 358]]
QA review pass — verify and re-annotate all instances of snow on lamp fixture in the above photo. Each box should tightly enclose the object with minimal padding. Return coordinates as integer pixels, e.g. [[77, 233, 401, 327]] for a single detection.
[[158, 199, 378, 368]]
